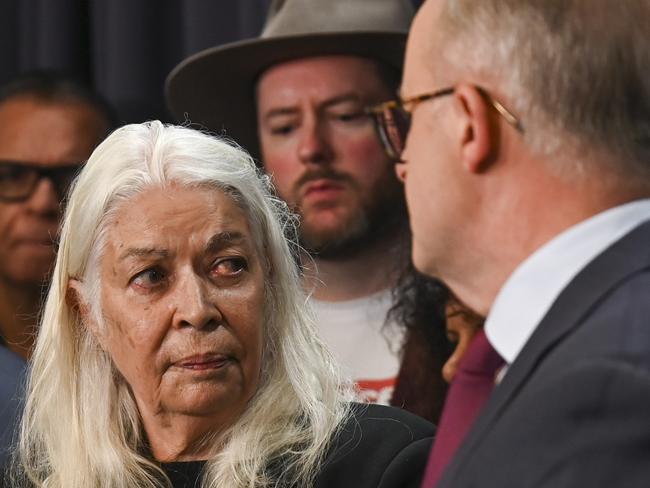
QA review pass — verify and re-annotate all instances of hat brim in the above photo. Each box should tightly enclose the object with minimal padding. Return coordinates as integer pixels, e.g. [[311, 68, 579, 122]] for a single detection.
[[165, 32, 407, 160]]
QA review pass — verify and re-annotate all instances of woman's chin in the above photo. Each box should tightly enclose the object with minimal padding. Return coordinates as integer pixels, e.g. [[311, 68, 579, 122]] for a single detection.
[[160, 377, 248, 418]]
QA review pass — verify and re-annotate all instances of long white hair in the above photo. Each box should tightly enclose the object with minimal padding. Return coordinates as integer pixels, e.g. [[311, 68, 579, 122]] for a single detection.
[[15, 121, 352, 487]]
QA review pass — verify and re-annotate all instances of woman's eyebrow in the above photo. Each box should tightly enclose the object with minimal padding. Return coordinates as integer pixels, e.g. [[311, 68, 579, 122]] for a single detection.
[[118, 247, 169, 262], [204, 231, 247, 253], [116, 232, 248, 263]]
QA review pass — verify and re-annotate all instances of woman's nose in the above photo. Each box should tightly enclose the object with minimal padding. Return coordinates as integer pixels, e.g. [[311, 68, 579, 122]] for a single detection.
[[172, 273, 222, 330]]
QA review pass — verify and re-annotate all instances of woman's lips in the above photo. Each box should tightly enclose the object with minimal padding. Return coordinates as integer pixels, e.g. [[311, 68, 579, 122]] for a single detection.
[[176, 354, 231, 371]]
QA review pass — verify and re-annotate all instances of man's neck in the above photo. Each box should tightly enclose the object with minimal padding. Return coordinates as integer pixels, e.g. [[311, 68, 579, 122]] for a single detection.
[[304, 234, 404, 302], [453, 169, 650, 317], [0, 277, 43, 359]]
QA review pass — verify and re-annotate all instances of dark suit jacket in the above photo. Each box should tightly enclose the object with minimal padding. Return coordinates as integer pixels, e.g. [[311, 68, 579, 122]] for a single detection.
[[438, 219, 650, 488], [163, 403, 434, 488], [315, 403, 434, 487], [0, 345, 26, 469]]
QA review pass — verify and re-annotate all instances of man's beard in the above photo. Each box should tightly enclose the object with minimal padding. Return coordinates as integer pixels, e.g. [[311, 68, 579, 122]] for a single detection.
[[294, 168, 407, 260]]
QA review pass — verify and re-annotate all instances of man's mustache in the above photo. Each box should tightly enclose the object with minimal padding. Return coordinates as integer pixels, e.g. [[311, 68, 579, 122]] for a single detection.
[[294, 169, 353, 193]]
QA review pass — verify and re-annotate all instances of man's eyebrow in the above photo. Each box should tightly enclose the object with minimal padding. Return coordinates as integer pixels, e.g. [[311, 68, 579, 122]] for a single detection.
[[118, 248, 169, 262], [263, 93, 364, 121], [205, 231, 247, 253], [320, 93, 364, 109], [264, 107, 299, 121]]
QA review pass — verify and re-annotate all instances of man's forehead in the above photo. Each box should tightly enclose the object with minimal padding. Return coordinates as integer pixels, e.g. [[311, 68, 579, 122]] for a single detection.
[[402, 0, 442, 97], [256, 55, 391, 102], [0, 98, 103, 165]]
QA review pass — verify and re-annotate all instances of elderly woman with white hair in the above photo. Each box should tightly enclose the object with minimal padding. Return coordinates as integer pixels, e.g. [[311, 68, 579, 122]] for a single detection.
[[10, 121, 433, 488]]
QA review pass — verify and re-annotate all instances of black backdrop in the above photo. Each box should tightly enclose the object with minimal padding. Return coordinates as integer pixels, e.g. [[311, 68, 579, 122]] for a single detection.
[[0, 0, 422, 125]]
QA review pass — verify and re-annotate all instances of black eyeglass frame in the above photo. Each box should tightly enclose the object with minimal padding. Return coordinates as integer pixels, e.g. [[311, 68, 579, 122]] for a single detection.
[[0, 160, 81, 203], [366, 86, 523, 161]]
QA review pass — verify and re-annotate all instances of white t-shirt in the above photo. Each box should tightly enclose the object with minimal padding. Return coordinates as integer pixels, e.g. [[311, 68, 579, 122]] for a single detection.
[[310, 289, 404, 406]]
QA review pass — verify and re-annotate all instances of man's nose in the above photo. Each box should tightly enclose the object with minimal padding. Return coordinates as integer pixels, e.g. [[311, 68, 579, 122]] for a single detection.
[[395, 161, 407, 182], [442, 354, 460, 384], [297, 117, 334, 165], [26, 177, 61, 216]]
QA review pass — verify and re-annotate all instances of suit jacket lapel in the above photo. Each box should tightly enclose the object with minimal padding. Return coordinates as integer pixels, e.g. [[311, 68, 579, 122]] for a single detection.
[[440, 219, 650, 486]]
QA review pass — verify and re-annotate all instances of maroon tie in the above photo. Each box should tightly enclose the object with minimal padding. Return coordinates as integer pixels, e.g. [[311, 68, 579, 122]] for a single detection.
[[421, 328, 505, 487]]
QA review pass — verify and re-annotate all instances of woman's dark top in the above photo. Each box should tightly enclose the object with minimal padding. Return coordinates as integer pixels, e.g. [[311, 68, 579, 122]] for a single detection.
[[162, 461, 204, 488], [161, 402, 435, 488]]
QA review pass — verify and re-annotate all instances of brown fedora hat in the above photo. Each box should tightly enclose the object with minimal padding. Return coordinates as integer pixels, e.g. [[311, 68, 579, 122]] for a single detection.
[[165, 0, 414, 159]]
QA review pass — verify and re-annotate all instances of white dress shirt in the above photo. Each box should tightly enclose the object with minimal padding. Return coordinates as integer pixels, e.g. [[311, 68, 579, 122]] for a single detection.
[[485, 199, 650, 373]]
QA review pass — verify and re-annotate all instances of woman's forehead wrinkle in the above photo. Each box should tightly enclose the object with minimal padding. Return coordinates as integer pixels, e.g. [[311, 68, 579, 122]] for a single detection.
[[117, 247, 170, 263], [204, 231, 248, 253]]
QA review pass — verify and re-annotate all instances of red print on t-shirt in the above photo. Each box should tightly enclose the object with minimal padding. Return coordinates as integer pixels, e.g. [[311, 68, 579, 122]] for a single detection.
[[356, 377, 396, 405]]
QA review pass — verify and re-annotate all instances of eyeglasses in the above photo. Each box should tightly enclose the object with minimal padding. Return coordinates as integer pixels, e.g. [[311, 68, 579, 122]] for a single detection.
[[0, 161, 81, 202], [366, 86, 523, 162]]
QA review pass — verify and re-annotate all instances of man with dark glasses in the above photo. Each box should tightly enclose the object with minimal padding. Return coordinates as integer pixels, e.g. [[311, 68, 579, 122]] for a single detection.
[[379, 0, 650, 487], [0, 71, 113, 467]]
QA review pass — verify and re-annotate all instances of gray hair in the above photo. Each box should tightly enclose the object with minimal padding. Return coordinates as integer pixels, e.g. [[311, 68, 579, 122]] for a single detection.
[[435, 0, 650, 180], [15, 121, 352, 487]]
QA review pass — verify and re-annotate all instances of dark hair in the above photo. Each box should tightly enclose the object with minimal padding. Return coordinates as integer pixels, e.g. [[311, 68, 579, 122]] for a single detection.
[[389, 263, 451, 350], [387, 259, 452, 422], [0, 70, 118, 130]]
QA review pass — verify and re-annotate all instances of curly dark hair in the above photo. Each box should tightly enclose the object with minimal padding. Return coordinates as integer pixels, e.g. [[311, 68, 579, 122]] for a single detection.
[[387, 256, 453, 423]]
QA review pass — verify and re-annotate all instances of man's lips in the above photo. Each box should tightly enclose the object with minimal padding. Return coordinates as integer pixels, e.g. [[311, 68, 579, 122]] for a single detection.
[[12, 238, 56, 252], [14, 231, 57, 246], [302, 179, 345, 198], [175, 353, 232, 371]]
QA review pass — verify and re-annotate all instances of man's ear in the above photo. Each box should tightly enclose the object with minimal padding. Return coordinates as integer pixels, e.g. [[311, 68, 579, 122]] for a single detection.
[[67, 278, 104, 347], [451, 83, 496, 174]]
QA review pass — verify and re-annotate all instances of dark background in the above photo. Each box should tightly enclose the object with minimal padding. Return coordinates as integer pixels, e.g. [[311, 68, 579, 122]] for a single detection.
[[0, 0, 423, 125]]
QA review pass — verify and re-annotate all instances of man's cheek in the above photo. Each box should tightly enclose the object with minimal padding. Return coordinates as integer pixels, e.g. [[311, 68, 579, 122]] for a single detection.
[[0, 211, 18, 251], [340, 133, 388, 174], [264, 162, 300, 201]]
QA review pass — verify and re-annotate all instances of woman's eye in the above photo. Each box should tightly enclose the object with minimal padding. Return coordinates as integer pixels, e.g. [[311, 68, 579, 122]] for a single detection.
[[212, 257, 247, 277], [131, 267, 167, 289]]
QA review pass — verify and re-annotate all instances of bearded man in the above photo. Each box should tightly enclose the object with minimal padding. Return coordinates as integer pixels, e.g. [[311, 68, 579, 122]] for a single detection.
[[166, 0, 453, 416]]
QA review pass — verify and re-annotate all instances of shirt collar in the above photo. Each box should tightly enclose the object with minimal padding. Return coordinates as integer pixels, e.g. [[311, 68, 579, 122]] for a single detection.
[[485, 199, 650, 364]]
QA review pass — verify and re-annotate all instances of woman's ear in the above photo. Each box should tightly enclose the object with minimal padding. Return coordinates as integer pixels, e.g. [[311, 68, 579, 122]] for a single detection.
[[67, 278, 104, 347]]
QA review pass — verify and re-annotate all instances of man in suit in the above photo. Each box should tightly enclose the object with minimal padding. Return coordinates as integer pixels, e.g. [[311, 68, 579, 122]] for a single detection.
[[369, 0, 650, 485], [0, 71, 114, 468]]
